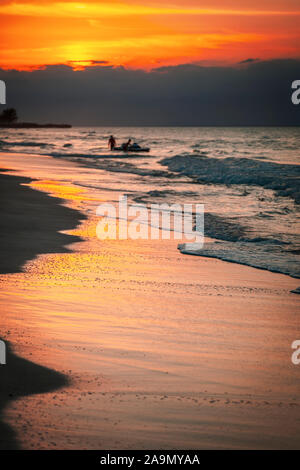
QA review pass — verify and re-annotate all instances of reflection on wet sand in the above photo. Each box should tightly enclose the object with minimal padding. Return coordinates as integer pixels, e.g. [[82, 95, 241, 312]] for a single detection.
[[0, 170, 81, 449], [0, 339, 68, 449], [0, 156, 299, 450]]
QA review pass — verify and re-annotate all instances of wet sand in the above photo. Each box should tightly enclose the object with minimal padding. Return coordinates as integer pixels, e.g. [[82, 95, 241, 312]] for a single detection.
[[0, 170, 85, 274], [0, 156, 299, 449], [0, 340, 68, 449], [0, 169, 83, 449]]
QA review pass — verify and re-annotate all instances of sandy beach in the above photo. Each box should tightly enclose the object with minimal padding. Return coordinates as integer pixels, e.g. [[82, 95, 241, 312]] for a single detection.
[[0, 168, 85, 448], [2, 0, 300, 456], [0, 152, 299, 450]]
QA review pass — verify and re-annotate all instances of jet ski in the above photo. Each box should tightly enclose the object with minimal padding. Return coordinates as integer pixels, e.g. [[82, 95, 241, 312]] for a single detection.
[[113, 143, 150, 152]]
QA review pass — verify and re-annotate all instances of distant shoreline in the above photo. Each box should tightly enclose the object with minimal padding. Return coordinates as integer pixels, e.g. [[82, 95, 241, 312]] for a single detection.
[[1, 124, 299, 129], [0, 122, 71, 128]]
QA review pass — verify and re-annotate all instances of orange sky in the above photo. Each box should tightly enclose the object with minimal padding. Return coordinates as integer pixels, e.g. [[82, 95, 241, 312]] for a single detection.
[[1, 0, 300, 70]]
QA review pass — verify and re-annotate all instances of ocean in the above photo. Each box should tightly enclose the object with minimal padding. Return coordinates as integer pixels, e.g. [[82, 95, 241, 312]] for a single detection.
[[0, 126, 299, 281]]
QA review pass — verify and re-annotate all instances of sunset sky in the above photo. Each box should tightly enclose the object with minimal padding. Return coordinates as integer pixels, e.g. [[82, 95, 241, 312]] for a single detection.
[[1, 0, 300, 70]]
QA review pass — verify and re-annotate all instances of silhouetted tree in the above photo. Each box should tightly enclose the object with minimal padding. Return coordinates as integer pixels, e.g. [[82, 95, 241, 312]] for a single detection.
[[0, 108, 18, 123]]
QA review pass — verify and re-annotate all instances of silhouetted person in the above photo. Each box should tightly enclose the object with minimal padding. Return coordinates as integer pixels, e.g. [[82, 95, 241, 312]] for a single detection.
[[108, 135, 116, 150], [122, 139, 132, 151]]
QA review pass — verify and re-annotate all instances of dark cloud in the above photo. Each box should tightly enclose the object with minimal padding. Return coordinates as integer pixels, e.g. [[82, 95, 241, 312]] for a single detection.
[[0, 59, 299, 126], [238, 58, 260, 64], [67, 60, 109, 65]]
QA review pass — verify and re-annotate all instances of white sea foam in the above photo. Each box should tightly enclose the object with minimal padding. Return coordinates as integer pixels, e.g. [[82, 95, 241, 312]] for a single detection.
[[178, 241, 300, 280], [160, 155, 300, 203]]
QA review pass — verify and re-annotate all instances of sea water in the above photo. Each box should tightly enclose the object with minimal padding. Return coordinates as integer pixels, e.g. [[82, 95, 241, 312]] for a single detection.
[[0, 126, 299, 279]]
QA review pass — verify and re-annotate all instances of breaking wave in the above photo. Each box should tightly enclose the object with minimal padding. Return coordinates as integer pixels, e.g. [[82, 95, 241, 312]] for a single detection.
[[178, 240, 300, 281], [0, 139, 53, 148], [160, 155, 300, 203]]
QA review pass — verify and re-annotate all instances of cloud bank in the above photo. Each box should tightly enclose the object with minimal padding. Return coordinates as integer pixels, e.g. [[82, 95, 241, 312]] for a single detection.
[[0, 59, 299, 126]]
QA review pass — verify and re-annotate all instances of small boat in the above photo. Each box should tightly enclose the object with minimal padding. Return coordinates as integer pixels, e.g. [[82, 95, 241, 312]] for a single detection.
[[113, 145, 150, 153]]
